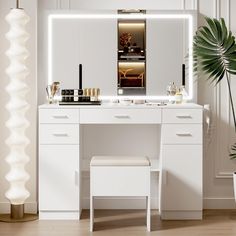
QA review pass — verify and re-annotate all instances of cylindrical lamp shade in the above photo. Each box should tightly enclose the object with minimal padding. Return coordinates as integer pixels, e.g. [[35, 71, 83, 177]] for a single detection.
[[5, 8, 30, 205]]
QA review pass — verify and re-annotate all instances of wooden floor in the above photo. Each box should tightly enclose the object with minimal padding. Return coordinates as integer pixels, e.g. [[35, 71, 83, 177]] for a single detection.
[[1, 210, 236, 236]]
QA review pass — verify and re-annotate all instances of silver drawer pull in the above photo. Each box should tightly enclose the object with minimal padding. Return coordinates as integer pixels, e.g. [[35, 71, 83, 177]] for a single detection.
[[176, 133, 192, 137], [114, 115, 130, 119], [176, 115, 192, 119], [52, 115, 68, 119], [53, 133, 68, 137]]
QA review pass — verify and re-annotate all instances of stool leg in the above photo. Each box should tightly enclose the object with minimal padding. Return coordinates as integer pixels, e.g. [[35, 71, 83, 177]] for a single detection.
[[146, 196, 151, 232], [90, 196, 94, 232]]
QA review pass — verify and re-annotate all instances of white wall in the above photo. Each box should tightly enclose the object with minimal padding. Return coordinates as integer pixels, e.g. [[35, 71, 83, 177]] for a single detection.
[[0, 0, 37, 213], [1, 0, 236, 213]]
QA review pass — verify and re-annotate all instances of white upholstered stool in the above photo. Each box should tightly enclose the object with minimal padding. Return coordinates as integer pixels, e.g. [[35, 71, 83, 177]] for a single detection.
[[90, 156, 151, 232]]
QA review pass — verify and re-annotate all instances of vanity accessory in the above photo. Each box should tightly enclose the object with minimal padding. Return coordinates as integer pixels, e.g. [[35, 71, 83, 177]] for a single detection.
[[46, 82, 60, 104], [166, 82, 177, 96], [182, 64, 185, 86], [119, 98, 133, 105], [145, 102, 167, 106], [180, 85, 188, 103], [175, 89, 183, 104], [133, 99, 145, 105], [60, 88, 101, 105]]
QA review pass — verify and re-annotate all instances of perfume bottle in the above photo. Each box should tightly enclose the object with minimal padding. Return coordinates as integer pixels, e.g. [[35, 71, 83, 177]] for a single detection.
[[166, 82, 177, 96], [175, 88, 183, 104], [180, 85, 188, 103]]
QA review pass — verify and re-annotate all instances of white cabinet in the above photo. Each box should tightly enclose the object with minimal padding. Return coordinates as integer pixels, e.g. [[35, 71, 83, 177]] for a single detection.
[[161, 108, 202, 220], [39, 108, 80, 219], [161, 145, 202, 216], [38, 104, 202, 220]]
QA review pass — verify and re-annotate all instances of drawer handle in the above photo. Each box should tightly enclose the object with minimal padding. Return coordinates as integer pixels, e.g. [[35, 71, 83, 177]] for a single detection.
[[52, 115, 69, 119], [176, 133, 192, 137], [114, 115, 130, 119], [176, 115, 192, 119], [53, 133, 68, 137]]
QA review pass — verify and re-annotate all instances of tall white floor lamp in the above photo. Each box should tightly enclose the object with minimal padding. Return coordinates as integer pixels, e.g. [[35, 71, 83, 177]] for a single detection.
[[0, 0, 37, 222]]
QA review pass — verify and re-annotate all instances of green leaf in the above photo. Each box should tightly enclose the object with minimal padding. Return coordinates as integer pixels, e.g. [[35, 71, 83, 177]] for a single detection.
[[193, 16, 236, 137], [220, 18, 228, 41], [214, 18, 223, 43], [205, 17, 219, 40]]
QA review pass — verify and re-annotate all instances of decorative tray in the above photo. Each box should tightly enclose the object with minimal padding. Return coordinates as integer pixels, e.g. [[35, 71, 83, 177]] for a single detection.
[[59, 101, 101, 105]]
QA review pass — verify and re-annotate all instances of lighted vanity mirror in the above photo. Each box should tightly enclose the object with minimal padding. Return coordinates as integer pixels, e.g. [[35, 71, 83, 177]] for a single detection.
[[47, 10, 197, 100]]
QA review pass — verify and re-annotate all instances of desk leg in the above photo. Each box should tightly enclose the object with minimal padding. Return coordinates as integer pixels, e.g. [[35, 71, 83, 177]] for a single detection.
[[90, 196, 94, 232]]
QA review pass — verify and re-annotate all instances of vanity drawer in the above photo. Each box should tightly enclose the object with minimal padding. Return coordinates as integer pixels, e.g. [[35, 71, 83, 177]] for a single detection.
[[162, 124, 202, 144], [39, 109, 79, 124], [162, 109, 202, 124], [80, 108, 161, 124], [39, 124, 79, 144]]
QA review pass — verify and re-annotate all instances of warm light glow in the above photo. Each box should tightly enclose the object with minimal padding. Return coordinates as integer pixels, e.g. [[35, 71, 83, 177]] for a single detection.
[[119, 62, 145, 67], [119, 23, 145, 28], [48, 13, 194, 100]]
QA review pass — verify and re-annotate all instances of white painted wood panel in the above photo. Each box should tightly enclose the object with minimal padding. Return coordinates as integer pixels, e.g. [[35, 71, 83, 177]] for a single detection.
[[69, 0, 184, 10], [162, 124, 202, 144], [39, 124, 80, 144], [39, 145, 80, 211], [39, 108, 79, 124], [161, 144, 202, 211], [162, 109, 202, 124], [80, 108, 161, 124], [91, 166, 150, 196]]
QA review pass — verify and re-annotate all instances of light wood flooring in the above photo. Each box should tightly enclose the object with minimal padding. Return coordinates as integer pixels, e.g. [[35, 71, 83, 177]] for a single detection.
[[1, 210, 236, 236]]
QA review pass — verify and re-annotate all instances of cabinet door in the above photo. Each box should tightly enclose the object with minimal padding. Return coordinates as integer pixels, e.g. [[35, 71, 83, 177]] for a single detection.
[[161, 145, 202, 211], [39, 145, 79, 211]]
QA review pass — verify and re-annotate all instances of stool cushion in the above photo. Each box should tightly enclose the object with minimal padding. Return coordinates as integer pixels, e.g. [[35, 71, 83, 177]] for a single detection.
[[90, 156, 150, 166]]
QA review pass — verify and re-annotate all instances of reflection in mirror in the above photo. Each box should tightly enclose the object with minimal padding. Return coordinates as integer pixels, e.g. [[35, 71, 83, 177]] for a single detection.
[[146, 17, 190, 96], [48, 11, 195, 100], [118, 10, 146, 95]]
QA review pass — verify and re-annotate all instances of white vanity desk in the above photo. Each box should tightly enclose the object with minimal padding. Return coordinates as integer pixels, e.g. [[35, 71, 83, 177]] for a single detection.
[[38, 103, 202, 220]]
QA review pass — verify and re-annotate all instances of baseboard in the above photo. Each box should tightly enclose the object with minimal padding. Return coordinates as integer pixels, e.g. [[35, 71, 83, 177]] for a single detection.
[[0, 202, 38, 214], [82, 197, 159, 209], [1, 198, 234, 214], [203, 197, 236, 209]]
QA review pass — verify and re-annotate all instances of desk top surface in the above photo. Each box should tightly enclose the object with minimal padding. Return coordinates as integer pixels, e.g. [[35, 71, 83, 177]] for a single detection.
[[39, 102, 203, 109]]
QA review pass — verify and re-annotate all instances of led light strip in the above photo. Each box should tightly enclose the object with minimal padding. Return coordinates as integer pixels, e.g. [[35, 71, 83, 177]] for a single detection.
[[48, 13, 194, 100]]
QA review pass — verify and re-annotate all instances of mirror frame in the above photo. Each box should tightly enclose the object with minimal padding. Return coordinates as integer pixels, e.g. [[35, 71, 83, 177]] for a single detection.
[[47, 10, 197, 101]]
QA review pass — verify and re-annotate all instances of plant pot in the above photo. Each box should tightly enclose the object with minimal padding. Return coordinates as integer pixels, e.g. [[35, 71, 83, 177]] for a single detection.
[[233, 172, 236, 202]]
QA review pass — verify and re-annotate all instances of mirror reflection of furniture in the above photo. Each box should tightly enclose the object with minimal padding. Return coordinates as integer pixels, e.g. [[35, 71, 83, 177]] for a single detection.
[[118, 10, 146, 95], [118, 62, 145, 94]]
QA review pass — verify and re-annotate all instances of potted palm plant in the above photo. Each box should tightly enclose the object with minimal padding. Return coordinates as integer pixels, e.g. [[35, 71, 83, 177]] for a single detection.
[[193, 17, 236, 199]]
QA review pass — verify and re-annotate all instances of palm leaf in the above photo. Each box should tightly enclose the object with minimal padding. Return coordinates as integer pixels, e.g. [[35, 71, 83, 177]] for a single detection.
[[193, 17, 236, 159], [230, 143, 236, 159]]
